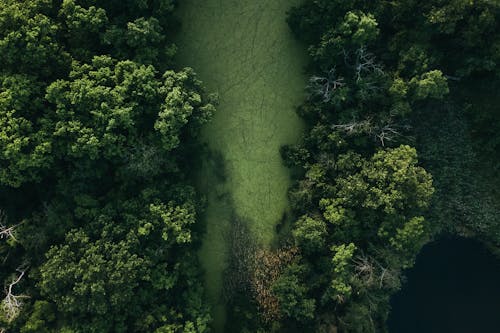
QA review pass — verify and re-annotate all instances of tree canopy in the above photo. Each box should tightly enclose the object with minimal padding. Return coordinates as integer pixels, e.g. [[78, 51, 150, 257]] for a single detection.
[[0, 0, 215, 332], [264, 1, 500, 332]]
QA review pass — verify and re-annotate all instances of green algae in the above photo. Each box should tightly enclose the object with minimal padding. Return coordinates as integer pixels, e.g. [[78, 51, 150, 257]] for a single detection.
[[175, 1, 307, 331]]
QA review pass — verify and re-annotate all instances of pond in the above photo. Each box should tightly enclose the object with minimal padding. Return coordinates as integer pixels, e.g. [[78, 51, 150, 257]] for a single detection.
[[388, 237, 500, 333]]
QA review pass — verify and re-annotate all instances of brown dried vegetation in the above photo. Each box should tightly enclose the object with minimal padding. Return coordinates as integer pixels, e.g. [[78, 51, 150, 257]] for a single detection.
[[250, 246, 298, 323]]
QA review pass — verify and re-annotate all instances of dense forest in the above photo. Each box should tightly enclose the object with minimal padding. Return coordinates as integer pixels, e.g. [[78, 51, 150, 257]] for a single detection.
[[1, 0, 500, 333], [264, 0, 500, 332], [0, 0, 216, 332]]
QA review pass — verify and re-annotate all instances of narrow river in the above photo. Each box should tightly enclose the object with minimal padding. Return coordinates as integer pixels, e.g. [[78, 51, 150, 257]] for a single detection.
[[175, 1, 306, 331]]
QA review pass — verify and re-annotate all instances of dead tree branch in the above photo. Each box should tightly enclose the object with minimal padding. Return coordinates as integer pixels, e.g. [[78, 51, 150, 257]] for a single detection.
[[0, 211, 17, 242], [2, 267, 29, 322], [308, 68, 345, 102], [354, 46, 384, 82], [375, 122, 412, 146], [353, 255, 375, 286], [351, 253, 401, 290], [332, 118, 411, 147], [344, 46, 384, 82], [332, 119, 373, 135], [0, 225, 17, 242]]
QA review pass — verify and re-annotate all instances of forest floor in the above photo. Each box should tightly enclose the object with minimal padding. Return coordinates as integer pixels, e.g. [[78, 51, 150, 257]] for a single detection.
[[175, 1, 306, 331]]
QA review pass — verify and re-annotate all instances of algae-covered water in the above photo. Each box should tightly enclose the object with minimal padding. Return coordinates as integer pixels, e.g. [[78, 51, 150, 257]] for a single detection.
[[175, 1, 306, 331]]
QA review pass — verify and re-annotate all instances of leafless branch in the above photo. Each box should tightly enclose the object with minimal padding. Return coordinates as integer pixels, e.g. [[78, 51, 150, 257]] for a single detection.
[[0, 211, 17, 242], [344, 46, 384, 82], [353, 255, 375, 286], [375, 122, 411, 146], [308, 68, 345, 102], [332, 119, 373, 135], [125, 141, 166, 177], [2, 267, 29, 322], [372, 259, 400, 289], [352, 254, 401, 290], [354, 46, 384, 82], [332, 118, 411, 146], [2, 252, 10, 265]]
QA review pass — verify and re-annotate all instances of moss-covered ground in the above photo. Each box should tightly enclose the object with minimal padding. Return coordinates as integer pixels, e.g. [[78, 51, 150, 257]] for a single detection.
[[175, 1, 306, 331]]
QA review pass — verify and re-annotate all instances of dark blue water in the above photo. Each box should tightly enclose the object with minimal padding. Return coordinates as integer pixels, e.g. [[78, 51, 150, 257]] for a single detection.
[[388, 237, 500, 333]]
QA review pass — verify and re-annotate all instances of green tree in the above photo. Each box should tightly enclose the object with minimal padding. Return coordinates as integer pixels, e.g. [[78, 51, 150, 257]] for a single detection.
[[282, 0, 500, 331], [20, 301, 55, 333], [272, 263, 315, 323], [0, 0, 71, 78], [155, 68, 216, 151], [330, 243, 357, 303], [292, 215, 327, 254], [311, 10, 379, 67], [0, 75, 53, 187], [39, 230, 147, 332], [410, 70, 449, 100], [0, 1, 214, 332]]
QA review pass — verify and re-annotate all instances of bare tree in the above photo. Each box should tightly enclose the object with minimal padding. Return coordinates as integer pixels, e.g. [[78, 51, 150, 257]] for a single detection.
[[353, 46, 384, 82], [2, 267, 29, 322], [375, 122, 411, 147], [343, 46, 384, 82], [0, 211, 17, 242], [375, 265, 400, 289], [332, 119, 373, 136], [332, 118, 411, 147], [352, 252, 401, 291], [353, 255, 375, 286], [308, 68, 345, 102]]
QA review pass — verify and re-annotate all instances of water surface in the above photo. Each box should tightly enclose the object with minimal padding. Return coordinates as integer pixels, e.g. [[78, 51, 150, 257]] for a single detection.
[[175, 1, 306, 331], [388, 237, 500, 333]]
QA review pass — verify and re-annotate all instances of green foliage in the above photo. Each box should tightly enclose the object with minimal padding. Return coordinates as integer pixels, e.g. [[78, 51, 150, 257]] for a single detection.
[[0, 75, 53, 186], [20, 301, 55, 333], [0, 0, 213, 332], [40, 231, 145, 326], [273, 0, 500, 330], [272, 263, 316, 323], [279, 144, 434, 331], [330, 243, 356, 302], [312, 10, 379, 64], [156, 69, 216, 151], [46, 56, 156, 160], [59, 0, 109, 59], [292, 215, 327, 254], [318, 146, 434, 245], [148, 201, 195, 245], [410, 70, 449, 100], [0, 0, 71, 78]]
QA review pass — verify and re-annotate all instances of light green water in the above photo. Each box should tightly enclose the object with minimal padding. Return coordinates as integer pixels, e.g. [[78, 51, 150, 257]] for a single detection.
[[175, 1, 306, 331]]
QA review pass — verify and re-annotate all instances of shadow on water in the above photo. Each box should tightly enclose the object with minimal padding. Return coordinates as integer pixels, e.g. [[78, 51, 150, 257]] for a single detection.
[[388, 237, 500, 333]]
